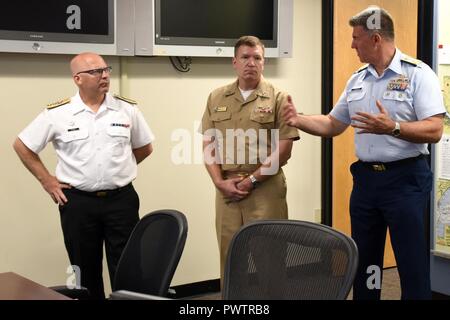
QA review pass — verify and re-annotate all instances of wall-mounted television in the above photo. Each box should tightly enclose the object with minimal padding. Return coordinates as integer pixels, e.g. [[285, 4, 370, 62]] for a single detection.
[[0, 0, 135, 56], [135, 0, 293, 58]]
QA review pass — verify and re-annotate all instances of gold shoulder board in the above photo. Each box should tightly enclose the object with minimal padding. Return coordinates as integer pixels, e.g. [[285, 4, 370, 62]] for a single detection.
[[401, 55, 422, 67], [114, 94, 137, 105], [47, 98, 70, 110]]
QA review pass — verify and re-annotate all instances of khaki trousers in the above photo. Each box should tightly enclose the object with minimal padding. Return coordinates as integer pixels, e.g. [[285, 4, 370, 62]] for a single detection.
[[215, 170, 288, 285]]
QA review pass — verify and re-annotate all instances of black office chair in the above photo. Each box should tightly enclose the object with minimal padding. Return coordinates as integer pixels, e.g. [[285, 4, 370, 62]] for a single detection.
[[112, 209, 188, 297], [53, 209, 188, 299], [222, 220, 358, 300]]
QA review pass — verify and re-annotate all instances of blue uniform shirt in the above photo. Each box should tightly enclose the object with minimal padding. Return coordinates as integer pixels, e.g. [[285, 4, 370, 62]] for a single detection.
[[330, 49, 445, 162]]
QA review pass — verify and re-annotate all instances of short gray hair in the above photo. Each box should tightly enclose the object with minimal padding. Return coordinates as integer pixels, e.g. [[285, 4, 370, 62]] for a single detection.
[[349, 6, 395, 40]]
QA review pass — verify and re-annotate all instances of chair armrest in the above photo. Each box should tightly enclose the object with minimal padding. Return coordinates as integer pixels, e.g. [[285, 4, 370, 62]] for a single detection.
[[109, 290, 172, 300]]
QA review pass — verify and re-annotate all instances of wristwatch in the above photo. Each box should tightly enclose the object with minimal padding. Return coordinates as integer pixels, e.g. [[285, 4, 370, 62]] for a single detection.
[[249, 175, 259, 188], [392, 121, 401, 137]]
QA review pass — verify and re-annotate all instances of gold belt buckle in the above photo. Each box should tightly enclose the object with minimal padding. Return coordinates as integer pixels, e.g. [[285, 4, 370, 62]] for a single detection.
[[237, 172, 249, 178], [372, 164, 386, 172], [96, 191, 107, 197]]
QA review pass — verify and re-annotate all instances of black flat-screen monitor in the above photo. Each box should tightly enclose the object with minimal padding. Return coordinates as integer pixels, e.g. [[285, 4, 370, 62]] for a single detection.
[[0, 0, 129, 55], [0, 0, 114, 44], [155, 0, 277, 48], [135, 0, 293, 57]]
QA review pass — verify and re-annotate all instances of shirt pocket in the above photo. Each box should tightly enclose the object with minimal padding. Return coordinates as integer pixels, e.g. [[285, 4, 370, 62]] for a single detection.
[[210, 111, 232, 135], [107, 126, 131, 140], [382, 90, 414, 119], [250, 111, 275, 129], [60, 128, 90, 160], [346, 88, 366, 104], [210, 111, 232, 122], [383, 90, 408, 102], [107, 126, 131, 157], [61, 128, 89, 143], [346, 87, 367, 119]]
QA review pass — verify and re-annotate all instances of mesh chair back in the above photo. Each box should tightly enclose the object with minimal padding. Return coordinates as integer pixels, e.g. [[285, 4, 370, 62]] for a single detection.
[[114, 209, 188, 296], [223, 220, 358, 300]]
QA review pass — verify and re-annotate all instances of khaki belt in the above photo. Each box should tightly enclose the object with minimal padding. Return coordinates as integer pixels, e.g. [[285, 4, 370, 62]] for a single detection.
[[223, 171, 250, 179]]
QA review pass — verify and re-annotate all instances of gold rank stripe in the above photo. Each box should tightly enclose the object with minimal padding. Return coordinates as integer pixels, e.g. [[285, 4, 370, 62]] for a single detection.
[[401, 55, 422, 67], [47, 98, 70, 110], [114, 94, 137, 105]]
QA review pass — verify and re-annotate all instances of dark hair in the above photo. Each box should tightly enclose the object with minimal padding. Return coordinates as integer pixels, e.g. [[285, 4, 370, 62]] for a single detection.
[[234, 35, 265, 57], [349, 6, 395, 40]]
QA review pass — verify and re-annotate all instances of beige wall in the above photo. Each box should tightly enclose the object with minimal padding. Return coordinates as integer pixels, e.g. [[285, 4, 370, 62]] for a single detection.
[[0, 0, 322, 292], [439, 0, 450, 44], [439, 0, 450, 82]]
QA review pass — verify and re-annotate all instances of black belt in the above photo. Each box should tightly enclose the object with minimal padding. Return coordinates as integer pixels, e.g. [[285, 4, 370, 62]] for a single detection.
[[358, 154, 426, 172], [69, 183, 133, 197]]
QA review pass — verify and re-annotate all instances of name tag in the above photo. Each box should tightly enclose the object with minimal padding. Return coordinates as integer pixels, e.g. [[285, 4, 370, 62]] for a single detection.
[[215, 106, 228, 112]]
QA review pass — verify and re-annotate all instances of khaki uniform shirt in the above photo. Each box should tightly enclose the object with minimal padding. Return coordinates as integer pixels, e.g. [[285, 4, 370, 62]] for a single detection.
[[201, 79, 299, 172]]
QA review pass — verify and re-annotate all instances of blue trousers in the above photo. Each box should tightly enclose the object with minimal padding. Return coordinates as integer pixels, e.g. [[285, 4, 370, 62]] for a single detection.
[[349, 156, 432, 300]]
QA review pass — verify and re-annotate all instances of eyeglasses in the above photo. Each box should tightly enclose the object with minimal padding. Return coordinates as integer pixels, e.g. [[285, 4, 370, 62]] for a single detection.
[[76, 66, 112, 76]]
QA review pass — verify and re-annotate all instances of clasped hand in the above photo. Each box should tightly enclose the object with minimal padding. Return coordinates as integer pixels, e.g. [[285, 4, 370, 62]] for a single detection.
[[217, 177, 252, 203]]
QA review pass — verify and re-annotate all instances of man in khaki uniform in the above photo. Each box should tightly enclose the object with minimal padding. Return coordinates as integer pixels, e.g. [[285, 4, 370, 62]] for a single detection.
[[201, 36, 299, 282]]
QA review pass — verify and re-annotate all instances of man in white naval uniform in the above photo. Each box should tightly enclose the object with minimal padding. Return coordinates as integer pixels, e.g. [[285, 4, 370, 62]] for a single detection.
[[13, 52, 155, 299]]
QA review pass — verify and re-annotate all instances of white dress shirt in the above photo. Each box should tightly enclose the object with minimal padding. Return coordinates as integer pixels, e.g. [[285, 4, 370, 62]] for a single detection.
[[19, 92, 155, 191]]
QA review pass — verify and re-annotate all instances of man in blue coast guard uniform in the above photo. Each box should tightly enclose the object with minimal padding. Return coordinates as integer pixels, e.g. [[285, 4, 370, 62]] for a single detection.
[[13, 52, 155, 299], [283, 6, 445, 299]]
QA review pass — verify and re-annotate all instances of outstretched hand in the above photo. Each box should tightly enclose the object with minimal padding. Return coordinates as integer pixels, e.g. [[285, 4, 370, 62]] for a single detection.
[[282, 95, 300, 128], [351, 100, 396, 135]]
